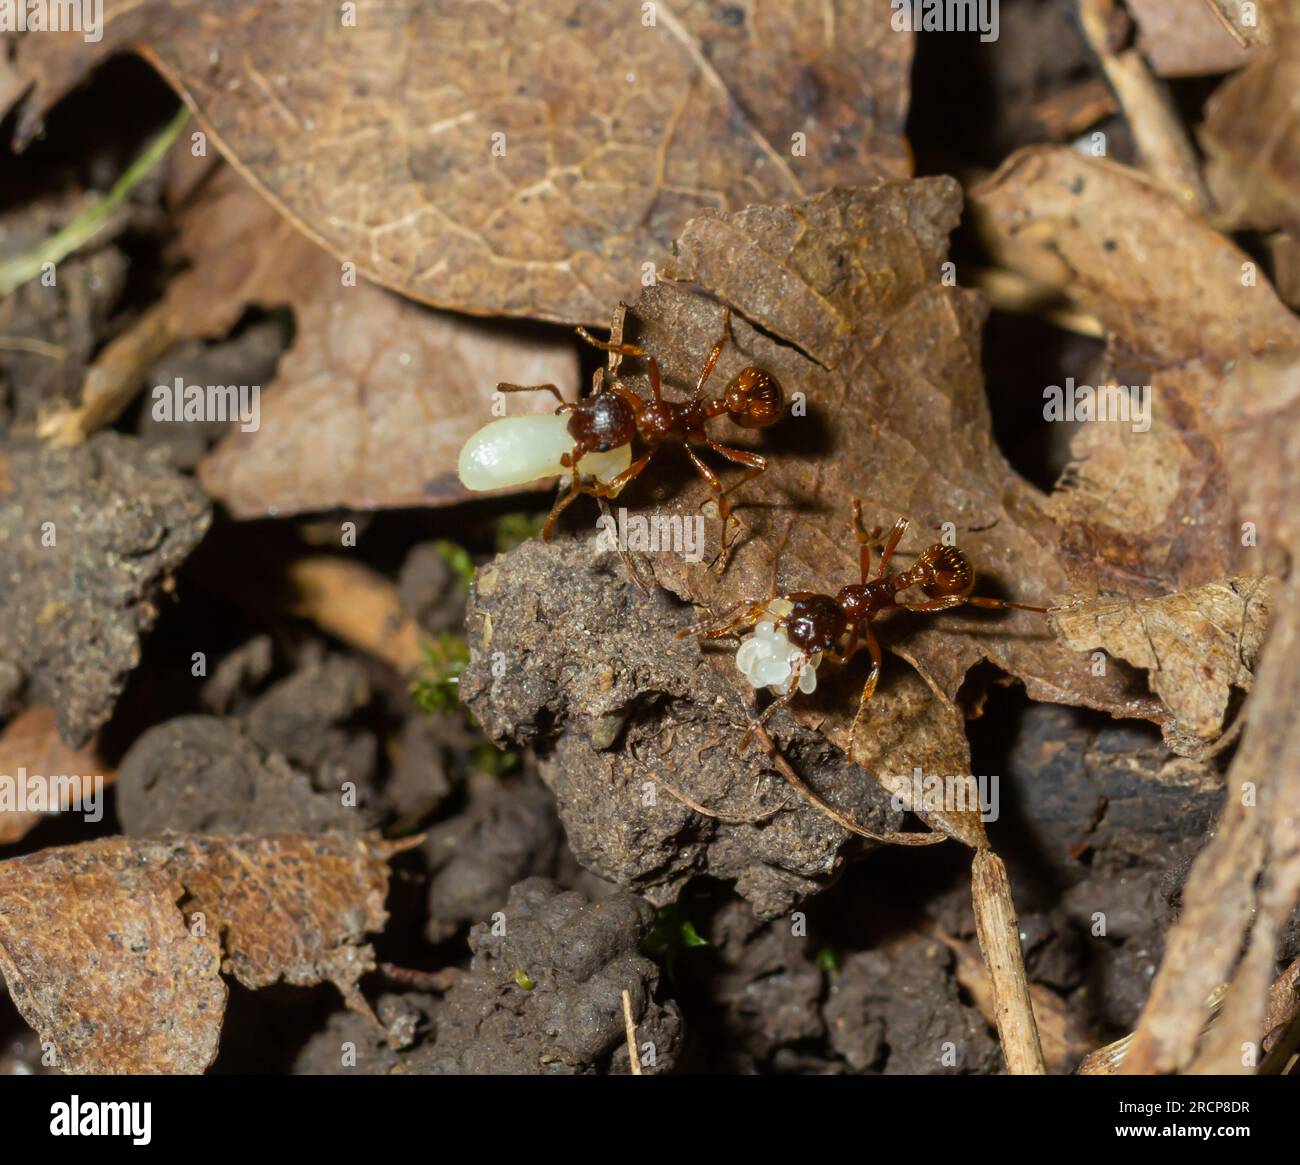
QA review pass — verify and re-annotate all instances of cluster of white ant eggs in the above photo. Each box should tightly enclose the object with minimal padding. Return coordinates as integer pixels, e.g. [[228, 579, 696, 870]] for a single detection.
[[457, 415, 631, 491], [734, 599, 822, 695]]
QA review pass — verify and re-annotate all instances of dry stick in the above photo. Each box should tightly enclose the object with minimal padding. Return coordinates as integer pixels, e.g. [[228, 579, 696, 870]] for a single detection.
[[748, 712, 1043, 1071], [936, 927, 1086, 1074], [621, 989, 643, 1075], [1077, 984, 1229, 1075], [1077, 0, 1213, 214], [0, 335, 66, 359], [287, 557, 425, 674], [38, 301, 178, 446], [971, 849, 1048, 1074], [746, 718, 945, 847]]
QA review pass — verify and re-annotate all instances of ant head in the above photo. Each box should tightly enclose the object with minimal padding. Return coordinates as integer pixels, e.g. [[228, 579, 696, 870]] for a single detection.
[[914, 545, 974, 599], [724, 367, 784, 429], [567, 391, 636, 453]]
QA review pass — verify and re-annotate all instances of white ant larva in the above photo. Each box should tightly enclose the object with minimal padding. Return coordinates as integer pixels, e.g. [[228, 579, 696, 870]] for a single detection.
[[457, 413, 631, 492]]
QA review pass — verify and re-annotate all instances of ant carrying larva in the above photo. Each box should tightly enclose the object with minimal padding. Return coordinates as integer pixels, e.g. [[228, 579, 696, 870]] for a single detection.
[[679, 500, 1061, 758], [457, 308, 785, 572]]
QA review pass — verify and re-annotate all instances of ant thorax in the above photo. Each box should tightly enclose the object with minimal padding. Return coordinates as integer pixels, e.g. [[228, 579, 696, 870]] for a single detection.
[[735, 598, 823, 696]]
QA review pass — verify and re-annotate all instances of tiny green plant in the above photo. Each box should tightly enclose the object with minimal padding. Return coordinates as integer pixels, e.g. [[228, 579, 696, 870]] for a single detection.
[[815, 946, 841, 974], [647, 904, 709, 954], [433, 539, 475, 592], [409, 633, 470, 714], [494, 511, 548, 554]]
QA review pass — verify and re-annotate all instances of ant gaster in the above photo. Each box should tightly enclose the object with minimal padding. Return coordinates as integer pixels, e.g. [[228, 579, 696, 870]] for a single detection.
[[680, 500, 1055, 757], [498, 308, 783, 570]]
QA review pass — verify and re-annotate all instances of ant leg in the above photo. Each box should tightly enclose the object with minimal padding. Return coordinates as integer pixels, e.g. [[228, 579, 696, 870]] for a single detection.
[[964, 596, 1054, 613], [898, 594, 1052, 615], [585, 449, 655, 498], [896, 594, 967, 614], [876, 517, 909, 578], [701, 439, 767, 570], [676, 599, 769, 640], [822, 626, 860, 668], [575, 329, 662, 403], [648, 356, 663, 402], [846, 628, 883, 764], [692, 307, 731, 401], [574, 328, 648, 359], [851, 499, 873, 582], [740, 665, 805, 751], [541, 476, 587, 541], [682, 444, 735, 571], [768, 515, 793, 599], [497, 382, 568, 407], [704, 439, 767, 499]]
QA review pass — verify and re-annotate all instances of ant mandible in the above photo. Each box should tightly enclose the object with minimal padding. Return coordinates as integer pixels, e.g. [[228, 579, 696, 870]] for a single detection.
[[679, 500, 1056, 758], [496, 307, 784, 571]]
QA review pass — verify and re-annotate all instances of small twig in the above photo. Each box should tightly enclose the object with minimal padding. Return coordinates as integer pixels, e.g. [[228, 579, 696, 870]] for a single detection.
[[634, 726, 790, 823], [1077, 984, 1228, 1074], [0, 335, 66, 359], [1078, 0, 1212, 214], [38, 300, 178, 446], [377, 963, 460, 993], [971, 849, 1046, 1074], [746, 715, 946, 847], [622, 989, 642, 1075]]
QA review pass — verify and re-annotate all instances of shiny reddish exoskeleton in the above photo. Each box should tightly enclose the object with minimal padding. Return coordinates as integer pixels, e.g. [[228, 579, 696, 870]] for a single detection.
[[680, 501, 1056, 758], [495, 308, 784, 571]]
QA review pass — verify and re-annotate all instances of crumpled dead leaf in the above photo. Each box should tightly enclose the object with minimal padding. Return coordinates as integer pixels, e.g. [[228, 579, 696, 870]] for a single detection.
[[13, 0, 912, 324], [1051, 576, 1275, 741], [0, 832, 411, 1073], [1126, 0, 1256, 76], [0, 706, 115, 845], [172, 167, 579, 516], [972, 147, 1300, 597], [1200, 0, 1300, 235], [1121, 351, 1300, 1074]]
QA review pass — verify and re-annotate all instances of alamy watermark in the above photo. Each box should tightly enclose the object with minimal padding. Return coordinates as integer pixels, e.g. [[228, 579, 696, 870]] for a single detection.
[[888, 768, 1000, 822], [1043, 378, 1151, 433], [0, 0, 102, 42], [594, 507, 706, 563], [890, 0, 999, 42], [152, 378, 261, 432], [0, 768, 103, 823]]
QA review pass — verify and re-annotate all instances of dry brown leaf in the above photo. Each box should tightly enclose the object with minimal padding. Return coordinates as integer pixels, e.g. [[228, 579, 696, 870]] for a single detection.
[[0, 832, 408, 1073], [1051, 577, 1274, 740], [168, 165, 578, 516], [1121, 352, 1300, 1073], [972, 147, 1300, 598], [13, 0, 912, 325], [1127, 0, 1257, 76], [0, 707, 116, 845], [1200, 0, 1300, 235], [1204, 0, 1276, 47]]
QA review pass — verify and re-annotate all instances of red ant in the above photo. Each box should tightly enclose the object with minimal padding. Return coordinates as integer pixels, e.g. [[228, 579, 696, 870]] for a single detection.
[[679, 500, 1056, 758], [497, 308, 784, 571]]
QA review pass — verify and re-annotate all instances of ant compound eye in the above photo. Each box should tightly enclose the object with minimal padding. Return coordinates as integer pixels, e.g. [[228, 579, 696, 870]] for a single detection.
[[727, 368, 783, 429]]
